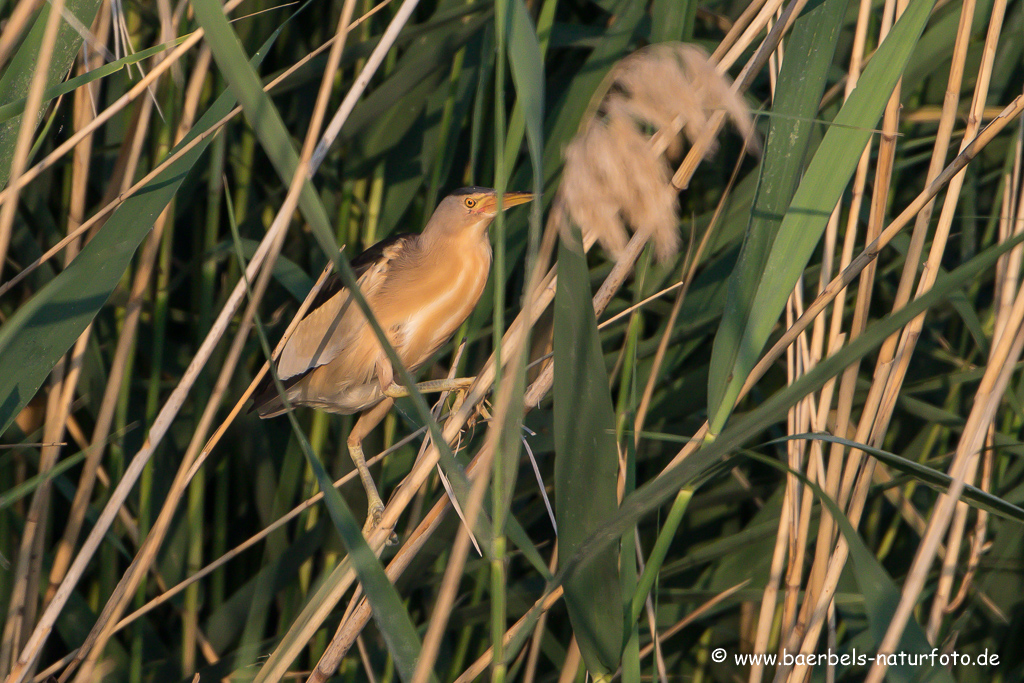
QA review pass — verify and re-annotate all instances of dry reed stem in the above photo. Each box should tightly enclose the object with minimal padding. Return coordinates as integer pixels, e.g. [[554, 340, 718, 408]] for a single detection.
[[785, 8, 1011, 668], [0, 0, 249, 211], [62, 3, 363, 679], [793, 121, 1008, 680], [716, 0, 786, 73], [864, 297, 1024, 681], [863, 0, 1000, 451], [926, 449, 981, 639], [0, 0, 394, 300], [410, 424, 495, 683], [47, 39, 205, 604], [782, 287, 815, 645], [794, 0, 907, 647], [556, 638, 582, 683], [0, 0, 66, 284], [995, 131, 1024, 338], [777, 0, 873, 645], [926, 132, 1023, 638], [664, 94, 1024, 480], [355, 635, 379, 683], [711, 0, 772, 65], [41, 4, 116, 606], [749, 480, 792, 683], [673, 0, 811, 189]]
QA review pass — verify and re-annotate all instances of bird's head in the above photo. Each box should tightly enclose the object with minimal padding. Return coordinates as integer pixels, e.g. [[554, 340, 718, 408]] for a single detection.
[[425, 187, 533, 238]]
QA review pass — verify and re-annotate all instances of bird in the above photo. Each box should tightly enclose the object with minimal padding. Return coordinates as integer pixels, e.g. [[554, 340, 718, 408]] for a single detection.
[[252, 187, 533, 534]]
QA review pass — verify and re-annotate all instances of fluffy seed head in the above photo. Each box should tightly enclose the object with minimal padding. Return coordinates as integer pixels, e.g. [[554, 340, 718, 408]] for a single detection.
[[561, 43, 758, 261]]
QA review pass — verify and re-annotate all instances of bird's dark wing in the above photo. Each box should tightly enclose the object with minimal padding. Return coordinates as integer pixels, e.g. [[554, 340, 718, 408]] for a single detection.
[[304, 233, 417, 318]]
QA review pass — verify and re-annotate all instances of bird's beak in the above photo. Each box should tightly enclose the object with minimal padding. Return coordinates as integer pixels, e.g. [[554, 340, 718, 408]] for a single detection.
[[477, 191, 534, 215], [499, 191, 534, 209]]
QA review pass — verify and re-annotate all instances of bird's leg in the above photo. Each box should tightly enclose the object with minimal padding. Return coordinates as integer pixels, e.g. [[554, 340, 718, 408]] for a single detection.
[[382, 377, 476, 399], [347, 398, 394, 536]]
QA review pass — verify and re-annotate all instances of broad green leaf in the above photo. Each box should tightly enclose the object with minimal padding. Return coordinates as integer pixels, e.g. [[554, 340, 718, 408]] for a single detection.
[[0, 0, 103, 188], [554, 226, 623, 674], [651, 0, 697, 42], [0, 19, 286, 438], [707, 0, 938, 435], [507, 0, 544, 187], [708, 0, 846, 431]]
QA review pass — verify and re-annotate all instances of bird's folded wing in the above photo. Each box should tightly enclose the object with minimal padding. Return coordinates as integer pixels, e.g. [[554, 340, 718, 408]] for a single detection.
[[274, 233, 415, 380]]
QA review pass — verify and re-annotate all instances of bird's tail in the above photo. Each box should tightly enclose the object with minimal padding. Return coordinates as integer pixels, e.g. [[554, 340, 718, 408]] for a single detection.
[[249, 368, 310, 417]]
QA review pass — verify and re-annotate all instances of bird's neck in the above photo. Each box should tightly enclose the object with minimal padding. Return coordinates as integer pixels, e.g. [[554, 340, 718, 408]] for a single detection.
[[419, 220, 492, 256]]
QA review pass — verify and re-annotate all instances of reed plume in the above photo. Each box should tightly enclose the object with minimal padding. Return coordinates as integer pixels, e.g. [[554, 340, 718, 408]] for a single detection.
[[561, 43, 757, 261]]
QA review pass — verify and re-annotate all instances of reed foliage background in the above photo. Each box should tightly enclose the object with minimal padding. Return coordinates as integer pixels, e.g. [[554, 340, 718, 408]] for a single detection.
[[2, 0, 1024, 681]]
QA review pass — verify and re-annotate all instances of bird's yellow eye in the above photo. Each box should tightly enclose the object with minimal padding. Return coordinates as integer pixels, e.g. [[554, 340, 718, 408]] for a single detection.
[[464, 197, 476, 208]]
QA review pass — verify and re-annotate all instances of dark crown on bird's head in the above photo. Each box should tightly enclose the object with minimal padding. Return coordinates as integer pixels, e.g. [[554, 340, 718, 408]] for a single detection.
[[449, 186, 495, 196]]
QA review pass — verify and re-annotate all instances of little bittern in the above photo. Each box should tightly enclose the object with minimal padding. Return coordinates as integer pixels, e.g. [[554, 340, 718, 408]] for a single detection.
[[253, 187, 532, 533]]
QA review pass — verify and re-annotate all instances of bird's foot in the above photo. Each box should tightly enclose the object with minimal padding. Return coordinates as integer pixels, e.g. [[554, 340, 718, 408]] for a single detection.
[[362, 502, 398, 545], [465, 398, 492, 430], [383, 377, 477, 399]]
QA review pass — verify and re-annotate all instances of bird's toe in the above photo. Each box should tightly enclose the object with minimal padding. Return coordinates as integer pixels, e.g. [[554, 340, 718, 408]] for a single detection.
[[362, 502, 385, 535]]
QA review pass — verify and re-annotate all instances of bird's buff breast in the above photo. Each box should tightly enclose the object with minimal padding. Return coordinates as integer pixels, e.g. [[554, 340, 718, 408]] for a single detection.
[[385, 241, 491, 369]]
